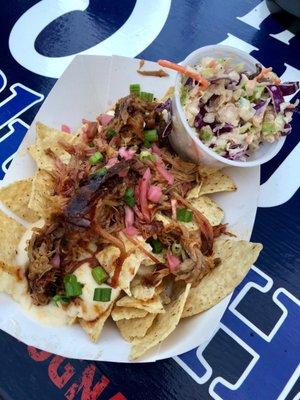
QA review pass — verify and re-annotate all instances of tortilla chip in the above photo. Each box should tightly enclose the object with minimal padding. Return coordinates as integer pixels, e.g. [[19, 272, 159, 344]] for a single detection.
[[130, 264, 158, 301], [79, 303, 113, 342], [116, 313, 157, 342], [111, 307, 148, 321], [198, 165, 221, 177], [0, 211, 25, 264], [130, 284, 191, 360], [187, 171, 236, 199], [28, 169, 63, 218], [190, 196, 224, 226], [156, 196, 223, 229], [116, 294, 165, 314], [0, 179, 39, 223], [182, 239, 263, 318], [28, 122, 74, 171]]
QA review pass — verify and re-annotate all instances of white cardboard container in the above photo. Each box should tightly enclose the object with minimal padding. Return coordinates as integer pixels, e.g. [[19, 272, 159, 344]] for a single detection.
[[0, 55, 260, 362]]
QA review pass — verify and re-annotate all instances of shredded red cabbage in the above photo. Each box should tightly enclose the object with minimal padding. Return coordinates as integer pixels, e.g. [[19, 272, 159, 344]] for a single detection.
[[282, 123, 292, 136], [267, 85, 284, 114], [279, 82, 299, 96], [213, 123, 233, 136]]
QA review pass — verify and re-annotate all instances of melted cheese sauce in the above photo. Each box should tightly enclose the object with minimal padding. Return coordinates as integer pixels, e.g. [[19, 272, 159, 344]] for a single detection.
[[66, 263, 120, 321]]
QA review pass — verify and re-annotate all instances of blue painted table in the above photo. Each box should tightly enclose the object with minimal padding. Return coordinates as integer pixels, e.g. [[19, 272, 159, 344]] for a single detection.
[[0, 1, 299, 399]]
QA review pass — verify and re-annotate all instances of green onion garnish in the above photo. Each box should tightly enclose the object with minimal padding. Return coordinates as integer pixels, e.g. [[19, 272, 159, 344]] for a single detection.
[[63, 274, 82, 297], [124, 187, 135, 207], [149, 238, 163, 254], [52, 295, 70, 307], [93, 287, 112, 302], [139, 150, 156, 162], [130, 83, 141, 96], [176, 208, 193, 223], [92, 266, 108, 285], [89, 151, 103, 165], [106, 128, 117, 140], [140, 91, 154, 102], [171, 243, 182, 256], [88, 142, 95, 148], [143, 140, 152, 149], [144, 129, 158, 143], [94, 167, 108, 176]]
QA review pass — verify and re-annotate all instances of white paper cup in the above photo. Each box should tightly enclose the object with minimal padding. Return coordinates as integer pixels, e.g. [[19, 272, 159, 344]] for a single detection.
[[170, 45, 285, 167]]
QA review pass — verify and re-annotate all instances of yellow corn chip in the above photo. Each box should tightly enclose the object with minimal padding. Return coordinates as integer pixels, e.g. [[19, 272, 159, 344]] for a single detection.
[[190, 196, 224, 226], [28, 169, 64, 218], [0, 179, 39, 223], [130, 284, 191, 360], [187, 171, 236, 199], [182, 239, 263, 318], [116, 313, 157, 342], [28, 122, 74, 171], [79, 303, 113, 342], [0, 211, 25, 264], [116, 294, 165, 314], [111, 307, 148, 321]]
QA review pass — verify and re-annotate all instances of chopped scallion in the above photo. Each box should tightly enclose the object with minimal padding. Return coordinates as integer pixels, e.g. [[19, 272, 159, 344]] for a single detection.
[[94, 167, 108, 176], [171, 243, 182, 256], [52, 295, 70, 307], [144, 129, 158, 142], [130, 83, 140, 96], [106, 128, 117, 140], [92, 266, 108, 285], [93, 287, 112, 302], [139, 150, 156, 162], [148, 238, 163, 254], [89, 151, 103, 165], [176, 208, 192, 223], [63, 274, 82, 297], [124, 187, 135, 207], [140, 91, 154, 101]]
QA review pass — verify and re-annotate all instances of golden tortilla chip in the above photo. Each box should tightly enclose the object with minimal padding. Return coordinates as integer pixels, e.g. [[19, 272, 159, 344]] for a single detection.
[[182, 239, 263, 318], [79, 303, 113, 342], [0, 211, 25, 264], [187, 171, 236, 199], [28, 122, 74, 171], [198, 165, 221, 177], [130, 263, 158, 301], [130, 284, 191, 360], [116, 294, 165, 314], [28, 169, 63, 218], [0, 179, 39, 223], [190, 196, 224, 226], [156, 195, 223, 229], [111, 307, 148, 321], [116, 313, 157, 342]]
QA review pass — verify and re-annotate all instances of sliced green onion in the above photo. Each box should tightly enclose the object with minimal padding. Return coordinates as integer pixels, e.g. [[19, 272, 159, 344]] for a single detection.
[[144, 129, 158, 142], [140, 91, 154, 102], [89, 151, 103, 165], [124, 187, 135, 207], [139, 150, 156, 162], [171, 243, 182, 256], [149, 238, 163, 254], [93, 287, 112, 302], [92, 266, 108, 285], [106, 128, 117, 140], [88, 142, 95, 148], [63, 274, 77, 285], [63, 274, 82, 297], [176, 208, 193, 223], [130, 83, 140, 96], [94, 167, 108, 176], [143, 140, 152, 149], [52, 295, 70, 307]]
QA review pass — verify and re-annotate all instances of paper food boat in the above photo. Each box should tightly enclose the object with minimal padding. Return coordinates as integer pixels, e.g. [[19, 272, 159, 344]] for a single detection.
[[0, 55, 260, 362]]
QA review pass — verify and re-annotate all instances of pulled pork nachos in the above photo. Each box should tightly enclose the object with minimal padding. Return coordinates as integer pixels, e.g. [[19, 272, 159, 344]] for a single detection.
[[0, 85, 262, 360]]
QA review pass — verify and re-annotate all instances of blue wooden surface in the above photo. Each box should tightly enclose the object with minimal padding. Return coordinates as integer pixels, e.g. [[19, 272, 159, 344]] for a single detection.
[[0, 1, 299, 399]]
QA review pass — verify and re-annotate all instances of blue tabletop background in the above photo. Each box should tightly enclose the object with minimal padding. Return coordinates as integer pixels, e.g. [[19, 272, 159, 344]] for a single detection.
[[0, 1, 299, 399]]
